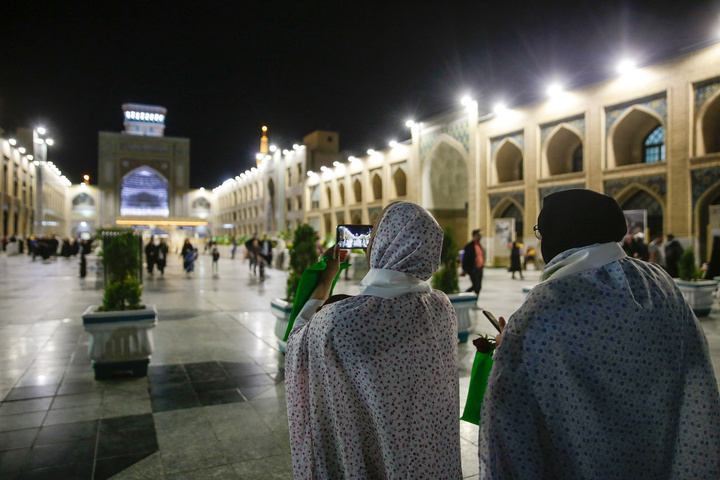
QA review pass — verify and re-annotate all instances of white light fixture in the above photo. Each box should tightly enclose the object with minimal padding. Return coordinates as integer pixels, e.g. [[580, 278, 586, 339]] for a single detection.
[[348, 156, 357, 162], [18, 147, 26, 154], [256, 153, 264, 160], [389, 140, 398, 148], [27, 155, 33, 160], [282, 149, 289, 155], [9, 139, 16, 145], [293, 144, 299, 149], [320, 166, 328, 172], [307, 171, 314, 177], [199, 187, 205, 191], [33, 161, 39, 166], [333, 161, 341, 167], [251, 167, 257, 173], [80, 222, 87, 227], [493, 102, 507, 114], [547, 83, 563, 97], [45, 138, 54, 146], [269, 145, 277, 152], [36, 127, 46, 135], [405, 120, 415, 128], [367, 149, 375, 155], [617, 59, 636, 75], [461, 95, 473, 106], [264, 155, 271, 161]]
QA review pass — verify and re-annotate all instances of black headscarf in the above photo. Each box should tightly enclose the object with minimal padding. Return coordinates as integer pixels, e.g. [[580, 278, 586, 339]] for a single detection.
[[537, 189, 627, 263]]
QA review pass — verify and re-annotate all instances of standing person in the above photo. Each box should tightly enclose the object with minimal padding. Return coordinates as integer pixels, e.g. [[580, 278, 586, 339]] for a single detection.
[[180, 239, 193, 258], [648, 232, 665, 267], [245, 233, 258, 273], [145, 239, 157, 275], [286, 202, 461, 479], [156, 239, 168, 276], [705, 236, 720, 280], [211, 245, 220, 274], [665, 234, 684, 278], [231, 236, 237, 259], [479, 189, 720, 479], [260, 234, 273, 267], [632, 232, 649, 261], [508, 241, 523, 279], [462, 229, 485, 297]]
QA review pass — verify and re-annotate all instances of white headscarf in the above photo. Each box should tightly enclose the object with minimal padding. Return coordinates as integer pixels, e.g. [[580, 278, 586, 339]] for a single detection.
[[285, 202, 462, 479]]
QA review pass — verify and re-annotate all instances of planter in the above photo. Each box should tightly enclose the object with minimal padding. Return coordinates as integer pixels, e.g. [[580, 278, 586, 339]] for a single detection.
[[675, 280, 717, 317], [84, 254, 104, 289], [271, 298, 293, 354], [82, 305, 158, 379], [448, 292, 477, 343]]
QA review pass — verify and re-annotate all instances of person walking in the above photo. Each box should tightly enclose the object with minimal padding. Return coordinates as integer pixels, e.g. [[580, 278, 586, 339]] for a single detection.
[[508, 241, 523, 279], [479, 189, 720, 479], [245, 233, 258, 273], [462, 229, 485, 297], [665, 234, 684, 278], [648, 232, 665, 267], [145, 239, 157, 275], [156, 239, 168, 276], [211, 245, 220, 274], [285, 202, 462, 479], [231, 236, 237, 259]]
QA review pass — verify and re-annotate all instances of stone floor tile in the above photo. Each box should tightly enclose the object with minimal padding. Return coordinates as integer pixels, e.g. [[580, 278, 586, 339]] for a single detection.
[[42, 404, 102, 426], [105, 451, 164, 480], [231, 454, 294, 479], [0, 411, 46, 433], [161, 447, 229, 475], [0, 428, 38, 451], [0, 398, 52, 417], [50, 391, 103, 410], [165, 464, 238, 480]]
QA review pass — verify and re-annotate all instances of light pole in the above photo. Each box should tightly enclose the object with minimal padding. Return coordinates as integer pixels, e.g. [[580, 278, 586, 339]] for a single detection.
[[32, 128, 54, 235]]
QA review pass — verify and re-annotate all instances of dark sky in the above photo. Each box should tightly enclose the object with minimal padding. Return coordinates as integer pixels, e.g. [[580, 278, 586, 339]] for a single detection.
[[0, 1, 715, 188]]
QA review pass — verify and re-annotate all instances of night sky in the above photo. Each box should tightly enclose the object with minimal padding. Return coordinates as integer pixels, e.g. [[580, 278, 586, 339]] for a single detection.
[[0, 1, 715, 188]]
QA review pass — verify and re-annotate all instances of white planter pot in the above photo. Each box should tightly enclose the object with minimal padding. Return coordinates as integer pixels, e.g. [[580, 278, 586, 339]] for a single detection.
[[85, 254, 104, 289], [448, 292, 477, 343], [271, 298, 293, 353], [82, 304, 158, 379], [675, 280, 717, 317]]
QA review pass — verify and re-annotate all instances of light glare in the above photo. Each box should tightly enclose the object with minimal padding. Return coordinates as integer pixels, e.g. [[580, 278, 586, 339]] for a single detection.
[[617, 59, 636, 75], [405, 120, 415, 128], [389, 140, 398, 148], [45, 139, 54, 146], [494, 103, 507, 114], [36, 127, 46, 135], [547, 83, 563, 97]]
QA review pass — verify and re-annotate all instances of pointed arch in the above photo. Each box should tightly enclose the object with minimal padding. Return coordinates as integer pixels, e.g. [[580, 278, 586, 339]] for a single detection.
[[421, 136, 469, 209], [613, 183, 665, 236], [353, 177, 363, 203], [371, 172, 382, 201], [494, 138, 524, 183], [694, 179, 720, 262], [608, 105, 664, 168], [542, 124, 584, 176], [191, 197, 211, 209], [120, 166, 168, 217], [393, 167, 407, 197], [697, 88, 720, 155], [339, 182, 346, 206], [326, 185, 332, 208]]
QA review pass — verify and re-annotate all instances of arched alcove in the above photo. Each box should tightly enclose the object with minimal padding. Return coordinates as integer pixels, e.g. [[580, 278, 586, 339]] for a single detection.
[[610, 107, 664, 167], [696, 181, 720, 262], [339, 183, 345, 205], [326, 186, 332, 208], [120, 166, 169, 217], [393, 168, 407, 197], [72, 193, 95, 208], [423, 140, 468, 209], [545, 126, 583, 176], [311, 185, 320, 209], [353, 178, 362, 203], [372, 173, 382, 201], [700, 91, 720, 155], [493, 199, 524, 240], [495, 140, 524, 183], [191, 197, 210, 209], [619, 188, 664, 237]]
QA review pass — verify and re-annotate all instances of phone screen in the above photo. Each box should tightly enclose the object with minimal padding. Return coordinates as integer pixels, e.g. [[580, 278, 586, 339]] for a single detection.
[[336, 224, 373, 249], [482, 310, 503, 333]]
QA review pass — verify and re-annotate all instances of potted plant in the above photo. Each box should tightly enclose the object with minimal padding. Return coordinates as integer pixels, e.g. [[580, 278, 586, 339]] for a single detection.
[[675, 248, 717, 317], [432, 227, 476, 342], [271, 224, 318, 352], [81, 229, 158, 379]]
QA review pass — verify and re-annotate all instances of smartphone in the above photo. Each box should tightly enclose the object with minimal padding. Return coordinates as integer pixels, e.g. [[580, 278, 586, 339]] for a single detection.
[[482, 310, 503, 333], [336, 224, 373, 249]]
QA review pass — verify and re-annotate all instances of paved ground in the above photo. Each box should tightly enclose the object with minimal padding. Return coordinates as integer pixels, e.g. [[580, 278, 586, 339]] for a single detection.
[[0, 251, 719, 479]]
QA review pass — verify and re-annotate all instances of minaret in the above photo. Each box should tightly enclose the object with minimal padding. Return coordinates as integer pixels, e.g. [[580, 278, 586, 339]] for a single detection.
[[259, 126, 269, 166]]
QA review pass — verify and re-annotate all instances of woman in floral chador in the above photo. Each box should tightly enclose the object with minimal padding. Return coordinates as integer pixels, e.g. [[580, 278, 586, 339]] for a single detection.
[[285, 202, 462, 479], [480, 189, 720, 479]]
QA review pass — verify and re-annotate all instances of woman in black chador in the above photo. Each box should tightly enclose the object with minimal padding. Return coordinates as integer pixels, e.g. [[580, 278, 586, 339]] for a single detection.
[[508, 241, 523, 279]]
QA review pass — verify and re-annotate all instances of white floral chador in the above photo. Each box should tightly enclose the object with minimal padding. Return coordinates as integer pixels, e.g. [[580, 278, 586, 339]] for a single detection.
[[285, 202, 462, 479]]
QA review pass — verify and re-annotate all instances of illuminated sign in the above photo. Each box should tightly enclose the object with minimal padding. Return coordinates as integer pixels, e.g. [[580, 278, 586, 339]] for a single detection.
[[124, 111, 165, 123]]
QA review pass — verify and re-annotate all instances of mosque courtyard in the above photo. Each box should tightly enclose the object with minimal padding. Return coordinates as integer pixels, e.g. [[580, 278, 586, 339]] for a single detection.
[[0, 251, 719, 479]]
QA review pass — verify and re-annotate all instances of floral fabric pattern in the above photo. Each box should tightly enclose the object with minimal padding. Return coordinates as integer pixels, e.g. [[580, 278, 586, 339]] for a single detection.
[[479, 246, 720, 479], [286, 202, 462, 479]]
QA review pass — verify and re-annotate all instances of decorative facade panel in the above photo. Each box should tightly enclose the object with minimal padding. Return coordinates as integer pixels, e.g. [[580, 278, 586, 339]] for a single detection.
[[420, 117, 470, 160], [606, 94, 667, 133], [490, 131, 524, 157], [540, 116, 586, 144], [538, 183, 586, 202], [691, 166, 720, 207], [489, 190, 525, 213], [603, 175, 667, 200], [694, 79, 720, 116]]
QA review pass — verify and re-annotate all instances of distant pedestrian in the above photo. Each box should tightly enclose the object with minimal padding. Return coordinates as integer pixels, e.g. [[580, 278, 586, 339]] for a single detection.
[[648, 233, 665, 267], [632, 232, 649, 261], [665, 234, 684, 278], [462, 229, 485, 297], [184, 247, 198, 277], [245, 233, 259, 273], [145, 239, 157, 275], [705, 236, 720, 280], [212, 245, 220, 274], [231, 236, 237, 259], [260, 234, 273, 267], [156, 239, 168, 276], [508, 241, 523, 279]]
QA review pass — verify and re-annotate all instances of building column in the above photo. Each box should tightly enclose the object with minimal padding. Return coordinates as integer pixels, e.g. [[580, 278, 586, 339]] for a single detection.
[[666, 80, 692, 241]]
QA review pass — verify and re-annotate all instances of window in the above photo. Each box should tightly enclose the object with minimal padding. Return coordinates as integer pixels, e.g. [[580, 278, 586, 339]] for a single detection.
[[311, 186, 320, 209], [643, 126, 665, 163]]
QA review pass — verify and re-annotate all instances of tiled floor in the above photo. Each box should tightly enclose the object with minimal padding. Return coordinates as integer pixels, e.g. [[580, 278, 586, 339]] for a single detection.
[[0, 251, 719, 479]]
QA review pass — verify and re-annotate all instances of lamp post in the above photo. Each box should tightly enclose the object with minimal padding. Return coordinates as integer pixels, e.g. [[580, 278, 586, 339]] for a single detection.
[[32, 128, 54, 235]]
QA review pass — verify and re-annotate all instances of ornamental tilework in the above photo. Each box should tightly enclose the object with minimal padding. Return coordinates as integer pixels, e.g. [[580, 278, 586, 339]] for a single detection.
[[605, 96, 667, 134], [489, 190, 525, 213], [540, 117, 586, 144], [538, 183, 586, 204], [603, 175, 667, 200], [694, 81, 720, 116], [490, 132, 524, 157], [691, 166, 720, 207], [420, 119, 470, 161]]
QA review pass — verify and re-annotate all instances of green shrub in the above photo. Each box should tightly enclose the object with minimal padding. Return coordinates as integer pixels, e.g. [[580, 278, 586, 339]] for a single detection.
[[678, 248, 703, 281], [99, 229, 143, 311], [286, 224, 318, 301], [432, 227, 460, 294]]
